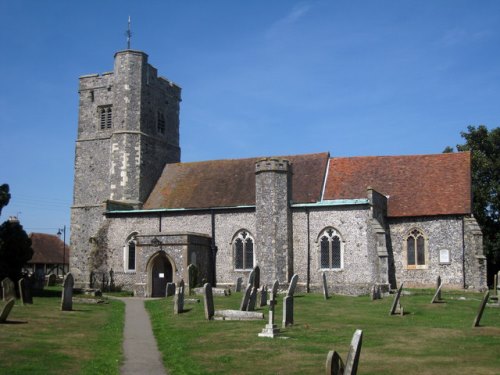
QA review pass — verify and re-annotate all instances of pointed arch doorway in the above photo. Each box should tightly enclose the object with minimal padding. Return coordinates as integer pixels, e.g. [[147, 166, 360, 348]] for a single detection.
[[147, 252, 173, 297]]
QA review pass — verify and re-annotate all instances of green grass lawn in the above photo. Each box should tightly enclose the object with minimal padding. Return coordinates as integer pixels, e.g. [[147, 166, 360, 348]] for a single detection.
[[0, 288, 124, 375], [146, 289, 500, 375]]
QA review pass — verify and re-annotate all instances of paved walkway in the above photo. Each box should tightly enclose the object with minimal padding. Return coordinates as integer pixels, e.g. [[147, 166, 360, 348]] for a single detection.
[[119, 297, 168, 375]]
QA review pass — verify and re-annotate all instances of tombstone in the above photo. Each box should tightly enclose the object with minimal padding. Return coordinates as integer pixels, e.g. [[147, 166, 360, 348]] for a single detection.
[[259, 285, 268, 307], [235, 277, 243, 292], [472, 290, 490, 327], [60, 273, 74, 311], [287, 274, 299, 297], [322, 272, 329, 300], [0, 298, 15, 323], [325, 329, 363, 375], [389, 283, 404, 316], [174, 279, 185, 315], [325, 350, 344, 375], [215, 310, 264, 320], [240, 284, 252, 311], [187, 264, 198, 295], [492, 274, 498, 297], [258, 282, 280, 338], [247, 269, 255, 289], [431, 283, 444, 304], [370, 285, 382, 301], [109, 269, 115, 292], [282, 295, 294, 327], [271, 280, 279, 300], [247, 287, 258, 311], [18, 277, 33, 305], [46, 273, 57, 287], [166, 282, 176, 297], [203, 283, 215, 320], [253, 266, 260, 289], [1, 278, 15, 301], [437, 276, 442, 300]]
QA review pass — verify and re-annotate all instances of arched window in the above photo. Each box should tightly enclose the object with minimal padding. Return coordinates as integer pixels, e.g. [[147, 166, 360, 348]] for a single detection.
[[233, 230, 254, 270], [99, 105, 112, 129], [319, 227, 343, 270], [124, 233, 137, 272], [405, 228, 427, 269]]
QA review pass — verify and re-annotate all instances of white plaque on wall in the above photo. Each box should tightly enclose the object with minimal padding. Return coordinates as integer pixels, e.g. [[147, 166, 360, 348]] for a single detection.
[[439, 249, 450, 264], [159, 273, 165, 278]]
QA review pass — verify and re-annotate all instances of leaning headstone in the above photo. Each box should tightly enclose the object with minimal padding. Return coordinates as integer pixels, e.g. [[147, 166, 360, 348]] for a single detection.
[[436, 276, 442, 300], [235, 277, 243, 292], [247, 269, 255, 289], [253, 266, 260, 289], [203, 283, 215, 320], [259, 285, 268, 307], [271, 280, 279, 300], [0, 298, 15, 323], [472, 290, 490, 327], [166, 282, 176, 297], [247, 287, 258, 311], [240, 284, 252, 311], [344, 329, 363, 375], [60, 273, 74, 311], [287, 274, 299, 297], [389, 283, 404, 316], [322, 272, 329, 300], [1, 278, 15, 301], [282, 295, 294, 327], [18, 277, 33, 305], [174, 279, 185, 315], [46, 273, 57, 287], [258, 281, 280, 338], [431, 283, 444, 304], [325, 350, 344, 375]]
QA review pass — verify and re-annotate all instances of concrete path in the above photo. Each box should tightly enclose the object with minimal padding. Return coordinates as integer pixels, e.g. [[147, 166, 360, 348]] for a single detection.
[[119, 297, 168, 375]]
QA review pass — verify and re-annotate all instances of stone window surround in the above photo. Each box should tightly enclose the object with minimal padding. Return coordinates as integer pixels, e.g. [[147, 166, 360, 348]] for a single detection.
[[231, 229, 255, 271], [98, 105, 113, 130], [317, 227, 345, 271], [123, 232, 138, 272], [403, 227, 429, 270]]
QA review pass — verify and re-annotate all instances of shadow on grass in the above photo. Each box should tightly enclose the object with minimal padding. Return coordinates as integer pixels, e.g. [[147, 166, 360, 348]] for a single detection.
[[179, 308, 193, 314], [33, 289, 61, 298], [2, 320, 28, 325]]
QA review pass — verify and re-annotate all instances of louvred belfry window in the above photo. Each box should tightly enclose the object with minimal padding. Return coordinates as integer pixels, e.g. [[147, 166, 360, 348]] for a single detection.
[[99, 106, 112, 129]]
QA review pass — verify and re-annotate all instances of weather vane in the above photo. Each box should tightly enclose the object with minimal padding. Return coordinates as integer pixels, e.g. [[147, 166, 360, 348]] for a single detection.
[[126, 16, 132, 49]]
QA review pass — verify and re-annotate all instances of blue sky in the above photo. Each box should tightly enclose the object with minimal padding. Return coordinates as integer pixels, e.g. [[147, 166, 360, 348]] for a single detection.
[[1, 1, 499, 238]]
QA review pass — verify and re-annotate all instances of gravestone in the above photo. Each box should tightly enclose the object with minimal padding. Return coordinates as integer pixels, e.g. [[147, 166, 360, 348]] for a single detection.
[[235, 277, 243, 292], [431, 283, 444, 304], [60, 273, 74, 311], [174, 279, 185, 314], [240, 284, 252, 311], [247, 269, 255, 289], [370, 285, 381, 301], [472, 290, 490, 327], [259, 285, 268, 307], [247, 287, 258, 311], [287, 274, 299, 297], [282, 295, 294, 327], [253, 266, 260, 289], [166, 282, 176, 297], [214, 310, 264, 320], [322, 272, 329, 300], [258, 281, 280, 338], [2, 278, 15, 301], [437, 276, 442, 300], [18, 277, 33, 305], [0, 298, 15, 323], [325, 329, 363, 375], [271, 280, 279, 300], [389, 283, 404, 316], [203, 283, 214, 320], [46, 273, 57, 287], [187, 264, 198, 295]]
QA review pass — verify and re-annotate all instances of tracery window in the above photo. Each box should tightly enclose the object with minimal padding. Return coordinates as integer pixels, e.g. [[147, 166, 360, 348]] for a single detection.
[[319, 227, 343, 270], [127, 240, 136, 271], [124, 233, 137, 272], [99, 105, 112, 129], [405, 228, 427, 269], [233, 230, 254, 270]]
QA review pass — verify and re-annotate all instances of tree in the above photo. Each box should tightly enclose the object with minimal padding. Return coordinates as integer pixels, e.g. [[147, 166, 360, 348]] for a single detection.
[[0, 184, 10, 216], [449, 125, 500, 284]]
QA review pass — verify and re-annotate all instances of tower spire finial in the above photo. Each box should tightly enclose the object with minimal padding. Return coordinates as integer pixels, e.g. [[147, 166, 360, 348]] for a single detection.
[[126, 16, 132, 49]]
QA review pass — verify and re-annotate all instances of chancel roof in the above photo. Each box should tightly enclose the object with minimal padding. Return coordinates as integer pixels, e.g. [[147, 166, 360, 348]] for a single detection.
[[29, 233, 70, 264], [143, 152, 330, 209], [323, 152, 471, 217]]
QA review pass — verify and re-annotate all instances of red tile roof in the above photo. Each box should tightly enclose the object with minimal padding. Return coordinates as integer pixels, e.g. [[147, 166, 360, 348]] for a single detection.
[[144, 152, 330, 209], [323, 152, 471, 217], [28, 233, 70, 264]]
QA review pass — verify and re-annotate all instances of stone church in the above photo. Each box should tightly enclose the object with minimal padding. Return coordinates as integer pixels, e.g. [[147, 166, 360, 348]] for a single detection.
[[70, 49, 487, 296]]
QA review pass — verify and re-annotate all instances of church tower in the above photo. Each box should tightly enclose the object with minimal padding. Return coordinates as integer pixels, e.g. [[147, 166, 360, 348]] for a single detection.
[[70, 50, 181, 285]]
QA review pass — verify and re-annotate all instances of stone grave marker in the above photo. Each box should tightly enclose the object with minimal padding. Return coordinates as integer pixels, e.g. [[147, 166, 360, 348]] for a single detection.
[[60, 273, 74, 311], [325, 329, 363, 375], [370, 285, 381, 301], [46, 273, 57, 287], [493, 274, 498, 296], [472, 290, 490, 327], [187, 264, 197, 295], [258, 281, 280, 338], [282, 295, 294, 327], [271, 280, 279, 300], [2, 277, 15, 301], [240, 284, 252, 311], [214, 310, 264, 320], [247, 269, 255, 289], [247, 287, 258, 311], [166, 282, 176, 297], [389, 283, 404, 316], [253, 266, 260, 289], [235, 277, 243, 292], [437, 276, 442, 300], [203, 283, 214, 320], [325, 350, 344, 375], [0, 298, 16, 323], [259, 285, 268, 307], [174, 279, 185, 314], [18, 277, 33, 305], [322, 272, 329, 300], [431, 283, 444, 304], [287, 274, 299, 297]]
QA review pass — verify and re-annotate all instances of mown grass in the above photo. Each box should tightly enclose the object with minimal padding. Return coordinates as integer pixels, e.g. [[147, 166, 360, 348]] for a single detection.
[[146, 289, 500, 375], [0, 287, 125, 375]]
